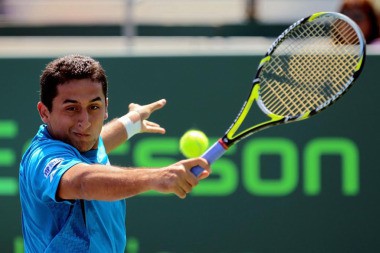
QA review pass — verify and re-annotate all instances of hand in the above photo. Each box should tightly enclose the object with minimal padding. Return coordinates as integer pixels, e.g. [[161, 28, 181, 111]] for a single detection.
[[153, 158, 211, 199], [128, 99, 166, 134]]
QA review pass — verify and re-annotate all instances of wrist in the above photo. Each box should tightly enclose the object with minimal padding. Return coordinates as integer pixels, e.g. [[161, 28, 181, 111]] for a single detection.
[[118, 111, 142, 139]]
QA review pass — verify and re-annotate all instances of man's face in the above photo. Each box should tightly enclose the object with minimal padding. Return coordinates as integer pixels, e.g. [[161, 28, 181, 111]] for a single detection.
[[38, 79, 108, 152]]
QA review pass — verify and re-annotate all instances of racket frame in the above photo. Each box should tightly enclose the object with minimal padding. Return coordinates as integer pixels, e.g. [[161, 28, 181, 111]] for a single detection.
[[191, 12, 366, 176], [223, 11, 366, 148]]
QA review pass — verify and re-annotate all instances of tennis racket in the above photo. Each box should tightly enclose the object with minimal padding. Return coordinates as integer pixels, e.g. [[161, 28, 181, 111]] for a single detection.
[[191, 12, 366, 176]]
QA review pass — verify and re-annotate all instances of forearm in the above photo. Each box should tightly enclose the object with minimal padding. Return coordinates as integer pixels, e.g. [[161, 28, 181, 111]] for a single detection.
[[100, 119, 128, 154], [59, 164, 159, 201], [101, 111, 140, 153], [58, 157, 210, 200], [101, 100, 166, 153]]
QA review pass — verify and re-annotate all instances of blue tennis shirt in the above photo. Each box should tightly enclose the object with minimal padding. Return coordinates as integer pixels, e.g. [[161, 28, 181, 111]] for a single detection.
[[19, 125, 127, 252]]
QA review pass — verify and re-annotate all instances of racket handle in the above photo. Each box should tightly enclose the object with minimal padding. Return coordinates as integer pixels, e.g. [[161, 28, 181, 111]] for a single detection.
[[190, 139, 227, 177]]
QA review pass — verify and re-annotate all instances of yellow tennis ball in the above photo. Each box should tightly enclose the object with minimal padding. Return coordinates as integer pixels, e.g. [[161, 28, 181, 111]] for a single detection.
[[179, 130, 209, 158]]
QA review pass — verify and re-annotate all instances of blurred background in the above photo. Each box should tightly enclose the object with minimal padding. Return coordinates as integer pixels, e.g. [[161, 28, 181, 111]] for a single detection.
[[1, 0, 380, 56], [0, 0, 379, 253]]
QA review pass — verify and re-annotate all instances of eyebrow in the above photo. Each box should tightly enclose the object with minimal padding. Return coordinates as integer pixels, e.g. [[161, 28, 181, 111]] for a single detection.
[[63, 97, 103, 104]]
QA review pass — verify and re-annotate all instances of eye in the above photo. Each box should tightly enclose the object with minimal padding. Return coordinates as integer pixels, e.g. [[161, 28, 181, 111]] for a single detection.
[[66, 106, 78, 111], [90, 105, 100, 110]]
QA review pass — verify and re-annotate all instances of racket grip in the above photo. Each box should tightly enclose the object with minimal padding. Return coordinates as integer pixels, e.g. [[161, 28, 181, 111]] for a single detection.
[[190, 140, 227, 177]]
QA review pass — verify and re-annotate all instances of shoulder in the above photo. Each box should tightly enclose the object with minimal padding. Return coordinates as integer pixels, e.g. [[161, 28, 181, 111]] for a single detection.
[[20, 127, 84, 176], [23, 136, 79, 164]]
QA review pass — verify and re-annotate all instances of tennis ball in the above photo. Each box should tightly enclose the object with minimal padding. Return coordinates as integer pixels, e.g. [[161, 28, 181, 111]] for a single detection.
[[179, 129, 209, 158]]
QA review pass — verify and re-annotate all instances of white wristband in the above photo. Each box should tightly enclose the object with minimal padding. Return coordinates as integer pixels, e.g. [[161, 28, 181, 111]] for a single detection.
[[118, 113, 142, 139]]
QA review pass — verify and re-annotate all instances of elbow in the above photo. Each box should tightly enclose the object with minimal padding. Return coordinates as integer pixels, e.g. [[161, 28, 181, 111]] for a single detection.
[[58, 170, 92, 201], [77, 171, 96, 200], [77, 171, 119, 201]]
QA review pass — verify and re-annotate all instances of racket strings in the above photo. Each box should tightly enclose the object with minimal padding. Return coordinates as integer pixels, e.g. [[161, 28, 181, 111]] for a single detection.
[[259, 15, 361, 116]]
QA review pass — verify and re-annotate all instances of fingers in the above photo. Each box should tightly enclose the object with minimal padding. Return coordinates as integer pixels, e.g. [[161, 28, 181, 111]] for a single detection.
[[172, 158, 211, 198], [142, 99, 166, 120], [128, 99, 167, 121], [187, 159, 210, 180], [147, 99, 166, 113], [175, 178, 195, 199], [181, 157, 211, 175], [175, 176, 199, 199], [198, 170, 210, 180], [159, 166, 195, 199], [141, 120, 166, 134]]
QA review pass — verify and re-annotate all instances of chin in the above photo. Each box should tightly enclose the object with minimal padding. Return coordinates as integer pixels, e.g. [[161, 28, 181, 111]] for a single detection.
[[77, 147, 92, 153], [73, 142, 97, 153]]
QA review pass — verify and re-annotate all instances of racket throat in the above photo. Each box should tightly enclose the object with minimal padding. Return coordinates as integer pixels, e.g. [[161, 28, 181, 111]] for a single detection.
[[201, 138, 229, 165], [218, 137, 231, 150]]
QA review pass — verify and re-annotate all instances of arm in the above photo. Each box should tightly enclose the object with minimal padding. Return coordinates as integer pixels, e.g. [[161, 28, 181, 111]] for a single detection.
[[57, 158, 211, 200], [101, 99, 166, 153]]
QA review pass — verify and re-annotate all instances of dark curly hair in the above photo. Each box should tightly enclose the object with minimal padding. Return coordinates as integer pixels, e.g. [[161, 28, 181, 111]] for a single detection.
[[40, 55, 108, 111]]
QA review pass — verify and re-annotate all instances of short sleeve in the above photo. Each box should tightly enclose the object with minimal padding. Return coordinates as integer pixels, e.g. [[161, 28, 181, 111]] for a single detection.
[[28, 141, 86, 204]]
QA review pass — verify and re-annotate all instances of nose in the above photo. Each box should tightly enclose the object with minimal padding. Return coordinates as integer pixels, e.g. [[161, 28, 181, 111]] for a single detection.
[[77, 111, 91, 129]]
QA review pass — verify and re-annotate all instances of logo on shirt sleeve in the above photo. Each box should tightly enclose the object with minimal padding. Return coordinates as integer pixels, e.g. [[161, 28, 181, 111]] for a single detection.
[[43, 158, 64, 179]]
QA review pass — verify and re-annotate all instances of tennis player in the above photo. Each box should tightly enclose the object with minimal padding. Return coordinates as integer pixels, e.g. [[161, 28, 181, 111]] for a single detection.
[[19, 55, 210, 252]]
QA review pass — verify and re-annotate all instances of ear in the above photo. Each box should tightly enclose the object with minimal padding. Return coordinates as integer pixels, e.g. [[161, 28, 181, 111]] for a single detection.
[[104, 98, 109, 120], [37, 102, 50, 123]]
